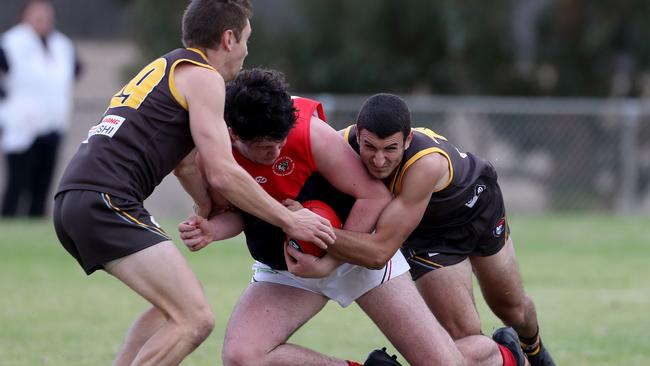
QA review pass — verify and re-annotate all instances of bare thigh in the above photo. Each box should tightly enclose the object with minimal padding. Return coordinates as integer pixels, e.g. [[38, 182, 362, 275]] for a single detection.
[[356, 273, 465, 366], [105, 240, 212, 322], [223, 282, 328, 359], [414, 258, 482, 339]]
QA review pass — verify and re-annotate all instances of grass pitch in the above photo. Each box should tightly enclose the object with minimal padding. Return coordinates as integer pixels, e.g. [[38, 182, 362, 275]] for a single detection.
[[1, 214, 648, 365]]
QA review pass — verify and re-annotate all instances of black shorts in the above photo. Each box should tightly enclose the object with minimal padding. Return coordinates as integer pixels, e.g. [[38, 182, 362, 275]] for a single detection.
[[401, 179, 510, 281], [53, 190, 170, 275]]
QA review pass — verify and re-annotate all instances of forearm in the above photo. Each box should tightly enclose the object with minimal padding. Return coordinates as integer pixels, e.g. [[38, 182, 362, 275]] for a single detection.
[[328, 229, 396, 269], [207, 164, 292, 230], [174, 154, 212, 217], [207, 211, 244, 241], [342, 197, 390, 233]]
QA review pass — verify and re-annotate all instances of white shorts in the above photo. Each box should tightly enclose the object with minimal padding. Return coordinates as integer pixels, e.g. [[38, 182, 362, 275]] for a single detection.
[[251, 251, 410, 307]]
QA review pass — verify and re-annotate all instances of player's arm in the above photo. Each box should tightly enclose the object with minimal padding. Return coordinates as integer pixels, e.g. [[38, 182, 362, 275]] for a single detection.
[[174, 64, 335, 248], [174, 149, 213, 217], [179, 211, 244, 251], [328, 153, 447, 269], [311, 118, 392, 233]]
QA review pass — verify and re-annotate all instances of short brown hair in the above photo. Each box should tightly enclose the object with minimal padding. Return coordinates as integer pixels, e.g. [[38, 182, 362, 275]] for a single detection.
[[182, 0, 252, 49]]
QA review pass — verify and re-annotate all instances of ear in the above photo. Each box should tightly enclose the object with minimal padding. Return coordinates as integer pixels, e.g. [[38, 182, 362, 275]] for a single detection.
[[404, 131, 414, 150], [355, 125, 361, 144], [220, 29, 235, 51]]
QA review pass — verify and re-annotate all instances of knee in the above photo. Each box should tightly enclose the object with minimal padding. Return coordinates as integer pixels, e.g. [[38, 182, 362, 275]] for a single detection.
[[222, 340, 259, 366], [181, 305, 215, 346], [495, 294, 534, 327], [445, 320, 482, 340]]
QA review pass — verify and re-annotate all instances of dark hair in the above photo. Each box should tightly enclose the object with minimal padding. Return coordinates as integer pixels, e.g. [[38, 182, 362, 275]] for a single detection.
[[356, 93, 411, 140], [225, 68, 296, 141], [182, 0, 252, 49]]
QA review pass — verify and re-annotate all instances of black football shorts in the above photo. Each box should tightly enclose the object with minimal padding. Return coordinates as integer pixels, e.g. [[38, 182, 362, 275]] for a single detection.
[[401, 178, 510, 281], [53, 190, 170, 275]]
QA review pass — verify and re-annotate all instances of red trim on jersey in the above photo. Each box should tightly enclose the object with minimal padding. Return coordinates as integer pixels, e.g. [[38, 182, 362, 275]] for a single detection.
[[232, 97, 327, 201]]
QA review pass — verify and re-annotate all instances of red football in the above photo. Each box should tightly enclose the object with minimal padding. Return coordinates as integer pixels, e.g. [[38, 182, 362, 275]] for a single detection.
[[286, 200, 342, 258]]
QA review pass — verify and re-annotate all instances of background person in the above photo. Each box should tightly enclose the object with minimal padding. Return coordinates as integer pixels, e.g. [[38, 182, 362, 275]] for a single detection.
[[0, 0, 81, 217]]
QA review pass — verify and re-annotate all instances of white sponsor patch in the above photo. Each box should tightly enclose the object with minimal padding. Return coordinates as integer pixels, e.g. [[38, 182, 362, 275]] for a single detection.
[[83, 114, 126, 143]]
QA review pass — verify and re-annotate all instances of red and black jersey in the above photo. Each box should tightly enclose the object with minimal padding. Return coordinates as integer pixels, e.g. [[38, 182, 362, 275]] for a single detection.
[[343, 125, 497, 250], [236, 97, 354, 269], [57, 48, 215, 202]]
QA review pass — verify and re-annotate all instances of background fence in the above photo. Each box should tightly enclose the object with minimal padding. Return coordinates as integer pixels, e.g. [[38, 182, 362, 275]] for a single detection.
[[311, 95, 650, 214]]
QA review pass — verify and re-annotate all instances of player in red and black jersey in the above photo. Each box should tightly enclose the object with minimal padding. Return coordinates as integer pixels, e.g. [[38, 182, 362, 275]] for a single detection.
[[180, 69, 522, 366], [324, 94, 553, 366], [52, 2, 334, 365]]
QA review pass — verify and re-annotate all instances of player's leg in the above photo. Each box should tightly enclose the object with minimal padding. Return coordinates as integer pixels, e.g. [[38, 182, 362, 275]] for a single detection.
[[357, 273, 504, 366], [106, 241, 215, 366], [471, 237, 554, 366], [472, 237, 536, 335], [413, 257, 483, 339], [222, 281, 348, 366], [111, 306, 166, 365]]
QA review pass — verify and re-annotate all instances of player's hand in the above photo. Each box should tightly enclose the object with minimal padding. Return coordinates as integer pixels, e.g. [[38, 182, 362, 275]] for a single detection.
[[284, 242, 341, 278], [281, 198, 303, 212], [178, 215, 215, 251], [283, 208, 335, 250]]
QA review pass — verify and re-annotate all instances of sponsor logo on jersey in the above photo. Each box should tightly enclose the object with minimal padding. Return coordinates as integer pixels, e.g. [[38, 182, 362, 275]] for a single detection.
[[465, 184, 486, 208], [272, 156, 295, 176], [494, 218, 506, 237], [255, 176, 268, 184], [83, 114, 126, 143]]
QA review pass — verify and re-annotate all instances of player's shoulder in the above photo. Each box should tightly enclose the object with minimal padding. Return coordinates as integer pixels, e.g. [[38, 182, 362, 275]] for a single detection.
[[402, 151, 449, 189], [174, 62, 224, 99]]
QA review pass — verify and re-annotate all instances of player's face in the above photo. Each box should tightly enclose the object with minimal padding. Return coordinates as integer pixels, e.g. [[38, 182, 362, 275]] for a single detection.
[[357, 129, 410, 179], [234, 137, 287, 166], [223, 19, 251, 81]]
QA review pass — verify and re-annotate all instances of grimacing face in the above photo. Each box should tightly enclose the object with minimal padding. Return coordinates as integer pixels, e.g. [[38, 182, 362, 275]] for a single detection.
[[232, 136, 287, 166], [357, 129, 411, 179]]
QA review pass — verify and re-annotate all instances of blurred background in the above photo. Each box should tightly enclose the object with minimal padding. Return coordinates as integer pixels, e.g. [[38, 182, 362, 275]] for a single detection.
[[1, 0, 649, 218]]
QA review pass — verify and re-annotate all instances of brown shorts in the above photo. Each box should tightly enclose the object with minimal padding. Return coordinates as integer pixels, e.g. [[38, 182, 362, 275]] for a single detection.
[[401, 179, 510, 281], [53, 190, 170, 275]]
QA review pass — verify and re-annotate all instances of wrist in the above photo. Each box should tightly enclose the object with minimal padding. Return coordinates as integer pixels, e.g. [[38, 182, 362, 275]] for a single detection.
[[278, 207, 296, 233]]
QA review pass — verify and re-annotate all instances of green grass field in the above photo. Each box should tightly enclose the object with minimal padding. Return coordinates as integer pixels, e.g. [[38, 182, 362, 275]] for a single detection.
[[1, 214, 649, 365]]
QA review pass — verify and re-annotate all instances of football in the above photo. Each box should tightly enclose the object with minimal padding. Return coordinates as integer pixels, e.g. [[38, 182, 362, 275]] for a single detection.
[[286, 200, 342, 258]]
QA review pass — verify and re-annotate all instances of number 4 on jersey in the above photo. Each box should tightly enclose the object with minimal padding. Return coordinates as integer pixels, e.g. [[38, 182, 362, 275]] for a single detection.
[[109, 58, 166, 110]]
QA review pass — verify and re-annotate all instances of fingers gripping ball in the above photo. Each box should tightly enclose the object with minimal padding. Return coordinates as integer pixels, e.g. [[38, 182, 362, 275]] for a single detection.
[[287, 200, 342, 258]]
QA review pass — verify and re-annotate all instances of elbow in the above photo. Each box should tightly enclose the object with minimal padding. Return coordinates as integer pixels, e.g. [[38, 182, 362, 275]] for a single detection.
[[366, 251, 393, 270], [204, 163, 238, 192], [173, 161, 192, 178], [205, 171, 230, 192]]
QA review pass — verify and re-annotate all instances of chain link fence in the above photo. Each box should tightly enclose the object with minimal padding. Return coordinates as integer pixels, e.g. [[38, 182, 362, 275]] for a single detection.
[[310, 95, 650, 214]]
